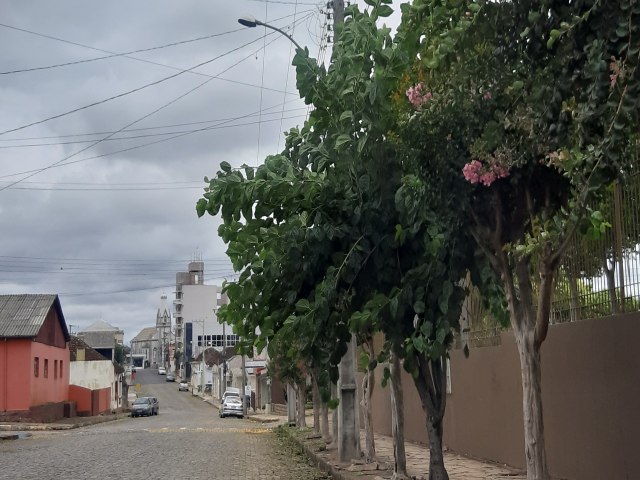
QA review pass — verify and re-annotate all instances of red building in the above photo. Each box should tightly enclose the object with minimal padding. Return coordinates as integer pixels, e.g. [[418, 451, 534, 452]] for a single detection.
[[0, 294, 70, 422]]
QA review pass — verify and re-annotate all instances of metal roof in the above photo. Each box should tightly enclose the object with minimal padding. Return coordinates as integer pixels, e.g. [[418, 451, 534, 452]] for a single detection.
[[0, 294, 59, 338]]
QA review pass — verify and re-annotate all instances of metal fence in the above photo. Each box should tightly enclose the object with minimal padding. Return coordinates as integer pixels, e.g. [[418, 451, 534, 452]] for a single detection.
[[457, 170, 640, 348]]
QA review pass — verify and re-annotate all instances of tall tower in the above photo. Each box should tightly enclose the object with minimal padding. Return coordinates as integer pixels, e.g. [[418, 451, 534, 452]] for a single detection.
[[156, 294, 171, 368]]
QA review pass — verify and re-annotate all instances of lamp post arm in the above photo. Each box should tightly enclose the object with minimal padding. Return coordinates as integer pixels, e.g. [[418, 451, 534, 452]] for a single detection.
[[255, 20, 302, 51]]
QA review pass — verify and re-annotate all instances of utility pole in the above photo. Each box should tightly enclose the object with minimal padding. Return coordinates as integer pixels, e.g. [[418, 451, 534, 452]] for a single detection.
[[330, 0, 361, 464]]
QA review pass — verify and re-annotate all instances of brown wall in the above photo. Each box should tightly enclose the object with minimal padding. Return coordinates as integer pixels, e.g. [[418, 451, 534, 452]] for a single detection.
[[368, 313, 640, 480]]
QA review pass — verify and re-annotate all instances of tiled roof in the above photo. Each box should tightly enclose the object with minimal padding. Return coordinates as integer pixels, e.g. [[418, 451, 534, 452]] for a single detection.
[[69, 335, 109, 362], [131, 327, 157, 342], [0, 294, 64, 338], [79, 319, 121, 333]]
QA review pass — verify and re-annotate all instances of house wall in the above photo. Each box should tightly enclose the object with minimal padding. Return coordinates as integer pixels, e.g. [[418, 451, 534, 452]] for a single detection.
[[0, 339, 31, 411], [69, 385, 92, 415], [34, 308, 67, 348], [68, 385, 111, 416], [367, 312, 640, 480], [29, 340, 69, 407], [70, 359, 122, 412], [70, 360, 115, 390]]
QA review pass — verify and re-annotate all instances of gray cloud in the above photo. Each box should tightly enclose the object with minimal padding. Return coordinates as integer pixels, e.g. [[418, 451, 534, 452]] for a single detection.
[[0, 0, 391, 343]]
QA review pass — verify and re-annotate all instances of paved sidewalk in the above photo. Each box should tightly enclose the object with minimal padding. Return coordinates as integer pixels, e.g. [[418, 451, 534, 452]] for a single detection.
[[201, 393, 526, 479]]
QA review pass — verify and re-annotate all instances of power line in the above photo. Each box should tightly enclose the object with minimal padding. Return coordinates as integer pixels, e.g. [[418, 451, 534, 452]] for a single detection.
[[277, 0, 301, 151], [0, 15, 312, 189], [0, 107, 309, 144], [0, 254, 233, 264], [0, 112, 305, 181], [0, 31, 277, 137], [0, 27, 245, 75], [0, 9, 313, 77], [0, 109, 308, 149], [256, 2, 270, 165]]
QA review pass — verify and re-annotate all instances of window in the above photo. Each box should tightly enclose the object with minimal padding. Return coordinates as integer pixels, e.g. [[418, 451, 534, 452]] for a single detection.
[[44, 359, 49, 378], [54, 360, 58, 379], [59, 360, 63, 378], [34, 357, 39, 377]]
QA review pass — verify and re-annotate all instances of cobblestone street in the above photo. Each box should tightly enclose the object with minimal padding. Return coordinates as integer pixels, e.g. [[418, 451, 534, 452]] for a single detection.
[[0, 371, 328, 480]]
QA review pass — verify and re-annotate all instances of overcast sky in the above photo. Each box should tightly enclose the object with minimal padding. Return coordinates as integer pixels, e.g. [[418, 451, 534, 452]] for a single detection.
[[0, 0, 399, 343]]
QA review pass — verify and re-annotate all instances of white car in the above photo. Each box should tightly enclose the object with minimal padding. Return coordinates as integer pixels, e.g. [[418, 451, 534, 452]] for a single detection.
[[178, 381, 189, 392], [158, 367, 166, 375]]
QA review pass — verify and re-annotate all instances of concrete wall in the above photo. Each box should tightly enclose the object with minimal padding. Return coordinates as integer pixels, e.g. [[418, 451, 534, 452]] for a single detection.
[[69, 385, 111, 416], [29, 341, 69, 407], [70, 359, 121, 411], [183, 285, 221, 336], [367, 313, 640, 480], [0, 339, 31, 411]]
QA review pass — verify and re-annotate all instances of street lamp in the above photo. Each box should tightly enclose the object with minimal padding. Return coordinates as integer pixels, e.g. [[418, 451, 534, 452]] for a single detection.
[[237, 15, 303, 51]]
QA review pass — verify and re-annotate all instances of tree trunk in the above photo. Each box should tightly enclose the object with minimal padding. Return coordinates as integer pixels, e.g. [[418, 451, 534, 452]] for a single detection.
[[414, 355, 449, 480], [296, 379, 307, 428], [312, 372, 321, 434], [389, 349, 409, 480], [320, 399, 331, 443], [505, 257, 551, 480], [514, 326, 548, 480], [361, 338, 376, 463]]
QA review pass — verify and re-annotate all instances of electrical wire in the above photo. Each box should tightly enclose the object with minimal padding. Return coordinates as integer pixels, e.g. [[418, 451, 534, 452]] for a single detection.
[[0, 9, 313, 78], [0, 32, 278, 137], [277, 0, 300, 152], [0, 111, 305, 182], [0, 109, 309, 149], [0, 107, 309, 145], [0, 14, 313, 189], [0, 27, 244, 75], [255, 2, 269, 165]]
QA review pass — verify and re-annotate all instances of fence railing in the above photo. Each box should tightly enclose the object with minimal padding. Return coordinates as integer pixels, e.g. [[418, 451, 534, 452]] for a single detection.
[[456, 170, 640, 349]]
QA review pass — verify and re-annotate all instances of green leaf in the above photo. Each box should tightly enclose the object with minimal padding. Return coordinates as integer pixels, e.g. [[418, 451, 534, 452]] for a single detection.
[[339, 111, 354, 122], [335, 134, 351, 149], [376, 5, 393, 17], [220, 161, 232, 173]]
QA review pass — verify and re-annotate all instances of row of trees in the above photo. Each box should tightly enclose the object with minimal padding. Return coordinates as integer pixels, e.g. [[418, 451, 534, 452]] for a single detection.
[[198, 1, 639, 479]]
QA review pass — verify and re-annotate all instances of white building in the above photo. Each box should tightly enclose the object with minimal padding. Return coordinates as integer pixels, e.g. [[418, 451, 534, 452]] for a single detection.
[[172, 259, 237, 377]]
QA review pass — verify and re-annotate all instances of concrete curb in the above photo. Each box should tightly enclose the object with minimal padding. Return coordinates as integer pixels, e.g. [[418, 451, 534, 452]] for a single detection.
[[277, 426, 383, 480], [0, 413, 129, 433]]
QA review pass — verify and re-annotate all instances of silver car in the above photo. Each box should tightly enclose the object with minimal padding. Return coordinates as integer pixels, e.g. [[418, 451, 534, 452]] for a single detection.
[[219, 397, 243, 418]]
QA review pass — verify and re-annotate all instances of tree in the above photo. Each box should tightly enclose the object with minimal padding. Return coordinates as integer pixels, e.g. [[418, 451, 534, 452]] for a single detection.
[[394, 1, 640, 478]]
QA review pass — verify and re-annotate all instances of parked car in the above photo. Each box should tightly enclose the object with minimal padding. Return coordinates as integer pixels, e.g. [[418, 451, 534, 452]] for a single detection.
[[139, 396, 159, 415], [178, 381, 189, 392], [166, 373, 175, 382], [158, 367, 166, 375], [219, 397, 243, 418], [222, 388, 240, 402], [131, 397, 154, 417]]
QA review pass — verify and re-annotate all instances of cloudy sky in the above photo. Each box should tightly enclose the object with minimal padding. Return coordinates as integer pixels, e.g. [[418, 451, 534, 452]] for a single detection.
[[0, 1, 399, 343]]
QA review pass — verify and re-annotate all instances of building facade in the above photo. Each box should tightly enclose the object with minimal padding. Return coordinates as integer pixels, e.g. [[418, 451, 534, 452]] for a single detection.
[[172, 259, 237, 378], [0, 294, 71, 422]]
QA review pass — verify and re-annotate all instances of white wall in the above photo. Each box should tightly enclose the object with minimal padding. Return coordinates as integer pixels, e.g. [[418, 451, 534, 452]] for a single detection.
[[70, 360, 122, 411]]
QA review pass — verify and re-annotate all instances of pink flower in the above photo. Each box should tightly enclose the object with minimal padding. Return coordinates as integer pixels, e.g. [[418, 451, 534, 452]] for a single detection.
[[483, 91, 492, 100], [610, 73, 618, 88], [462, 159, 509, 186], [406, 82, 432, 109]]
